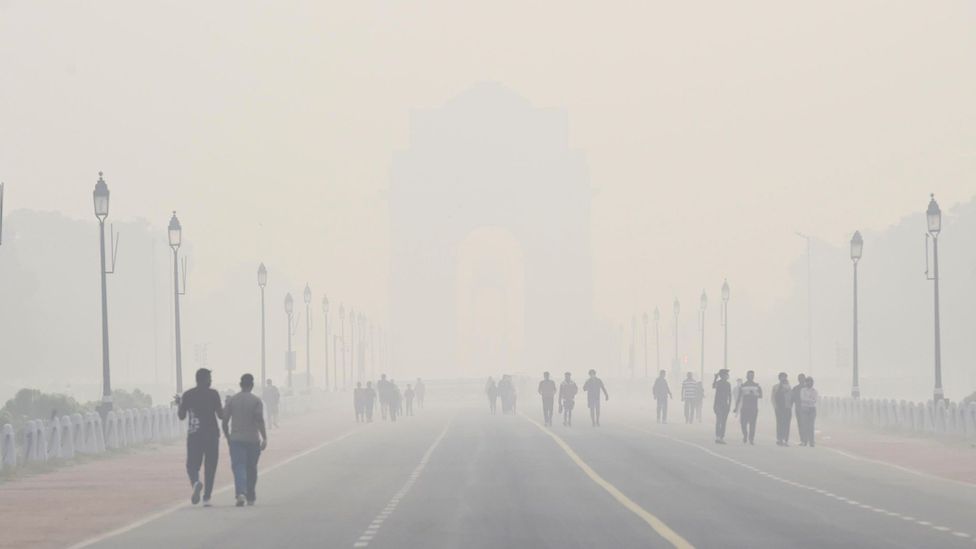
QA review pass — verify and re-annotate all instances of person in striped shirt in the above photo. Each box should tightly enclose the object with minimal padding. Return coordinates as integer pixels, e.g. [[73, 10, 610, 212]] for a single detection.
[[681, 373, 698, 424]]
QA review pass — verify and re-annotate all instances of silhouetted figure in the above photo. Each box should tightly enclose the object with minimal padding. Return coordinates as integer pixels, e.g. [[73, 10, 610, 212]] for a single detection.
[[734, 370, 762, 444], [415, 378, 426, 409], [485, 377, 498, 415], [389, 381, 402, 423], [694, 380, 705, 422], [772, 373, 792, 446], [652, 370, 672, 423], [364, 381, 377, 422], [177, 368, 223, 507], [404, 384, 415, 416], [354, 382, 365, 423], [559, 372, 578, 427], [712, 369, 732, 444], [799, 377, 819, 447], [681, 373, 698, 424], [538, 372, 557, 426], [498, 375, 516, 414], [264, 379, 280, 429], [222, 374, 267, 507], [732, 378, 743, 408], [791, 373, 807, 445], [377, 374, 391, 420], [583, 369, 609, 427]]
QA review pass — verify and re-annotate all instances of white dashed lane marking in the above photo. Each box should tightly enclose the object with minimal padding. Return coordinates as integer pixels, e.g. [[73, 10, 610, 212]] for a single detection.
[[351, 420, 452, 548]]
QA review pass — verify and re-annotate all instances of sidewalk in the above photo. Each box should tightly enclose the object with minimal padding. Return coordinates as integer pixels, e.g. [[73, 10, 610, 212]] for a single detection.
[[0, 400, 359, 549]]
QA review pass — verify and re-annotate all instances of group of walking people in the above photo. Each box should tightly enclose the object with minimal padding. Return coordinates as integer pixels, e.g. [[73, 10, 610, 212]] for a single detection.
[[536, 370, 609, 427], [353, 376, 426, 423], [485, 375, 517, 415]]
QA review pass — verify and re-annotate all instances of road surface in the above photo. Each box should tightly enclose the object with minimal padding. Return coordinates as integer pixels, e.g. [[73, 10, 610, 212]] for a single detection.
[[79, 400, 976, 548]]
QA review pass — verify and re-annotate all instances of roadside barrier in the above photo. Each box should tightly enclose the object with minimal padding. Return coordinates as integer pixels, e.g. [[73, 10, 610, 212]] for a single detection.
[[821, 396, 976, 439]]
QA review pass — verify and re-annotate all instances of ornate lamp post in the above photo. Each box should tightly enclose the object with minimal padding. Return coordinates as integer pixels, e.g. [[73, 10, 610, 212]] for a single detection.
[[673, 299, 680, 376], [93, 173, 114, 412], [850, 231, 862, 398], [926, 195, 944, 402], [304, 284, 312, 389], [258, 264, 268, 391], [168, 212, 185, 394], [339, 303, 346, 389], [653, 307, 660, 374], [642, 312, 649, 378], [721, 280, 730, 370], [322, 295, 331, 391], [699, 291, 707, 381]]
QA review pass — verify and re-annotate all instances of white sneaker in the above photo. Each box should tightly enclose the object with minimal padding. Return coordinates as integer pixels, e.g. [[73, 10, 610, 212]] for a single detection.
[[235, 494, 246, 507], [191, 481, 203, 505]]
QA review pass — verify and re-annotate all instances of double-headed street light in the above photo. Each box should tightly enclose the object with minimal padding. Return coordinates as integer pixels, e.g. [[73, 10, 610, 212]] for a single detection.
[[322, 295, 331, 391], [721, 280, 730, 371], [258, 264, 268, 391], [926, 194, 944, 402], [168, 211, 185, 394], [850, 231, 862, 398], [304, 284, 312, 389], [699, 291, 707, 381], [93, 173, 114, 413]]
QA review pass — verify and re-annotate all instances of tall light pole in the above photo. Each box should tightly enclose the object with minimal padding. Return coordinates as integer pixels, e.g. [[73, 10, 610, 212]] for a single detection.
[[322, 295, 331, 391], [93, 173, 115, 413], [642, 312, 649, 378], [721, 280, 730, 371], [699, 291, 707, 381], [850, 231, 862, 398], [926, 195, 944, 402], [258, 264, 268, 392], [795, 232, 813, 374], [168, 212, 185, 394], [285, 292, 295, 389], [350, 307, 357, 383], [339, 303, 346, 389], [673, 299, 680, 376], [304, 284, 312, 389], [653, 307, 660, 374]]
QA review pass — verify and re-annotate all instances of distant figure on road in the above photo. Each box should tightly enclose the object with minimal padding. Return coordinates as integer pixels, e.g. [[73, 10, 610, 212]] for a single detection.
[[363, 381, 377, 422], [415, 378, 426, 409], [485, 377, 498, 415], [389, 380, 402, 423], [772, 373, 793, 446], [681, 373, 698, 424], [694, 380, 705, 422], [583, 369, 609, 427], [558, 372, 578, 427], [498, 375, 516, 414], [538, 372, 557, 426], [653, 370, 672, 424], [177, 368, 223, 507], [732, 378, 743, 408], [354, 382, 365, 423], [377, 374, 392, 421], [734, 370, 763, 445], [222, 374, 267, 507], [799, 377, 819, 447], [404, 384, 415, 416], [791, 374, 807, 445], [712, 369, 732, 444], [264, 379, 280, 429]]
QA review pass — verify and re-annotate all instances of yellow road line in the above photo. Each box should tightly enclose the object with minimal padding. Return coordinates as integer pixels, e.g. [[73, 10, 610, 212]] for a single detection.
[[521, 414, 694, 549]]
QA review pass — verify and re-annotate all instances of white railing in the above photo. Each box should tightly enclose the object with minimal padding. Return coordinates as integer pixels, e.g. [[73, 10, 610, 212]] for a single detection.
[[820, 396, 976, 439]]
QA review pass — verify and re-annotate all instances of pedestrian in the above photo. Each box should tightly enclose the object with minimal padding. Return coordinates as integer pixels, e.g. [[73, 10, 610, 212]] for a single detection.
[[177, 368, 223, 507], [415, 378, 426, 409], [404, 384, 415, 416], [734, 370, 763, 444], [791, 373, 807, 445], [582, 369, 609, 427], [772, 373, 792, 446], [389, 380, 401, 423], [652, 370, 672, 424], [364, 381, 376, 422], [222, 374, 267, 507], [681, 372, 697, 424], [263, 379, 280, 429], [485, 377, 498, 415], [377, 374, 390, 420], [712, 369, 732, 444], [558, 372, 578, 427], [799, 376, 819, 447], [498, 375, 515, 414], [353, 382, 365, 423], [538, 372, 557, 426]]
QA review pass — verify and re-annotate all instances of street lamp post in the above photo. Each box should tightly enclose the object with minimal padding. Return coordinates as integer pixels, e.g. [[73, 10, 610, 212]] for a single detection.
[[653, 307, 660, 374], [699, 291, 707, 381], [339, 304, 346, 389], [168, 212, 185, 394], [721, 280, 730, 371], [350, 308, 356, 383], [93, 173, 114, 413], [304, 284, 312, 389], [926, 195, 944, 402], [258, 264, 268, 392], [322, 296, 331, 391], [642, 312, 649, 378], [285, 293, 295, 389], [850, 231, 862, 398], [673, 299, 680, 376]]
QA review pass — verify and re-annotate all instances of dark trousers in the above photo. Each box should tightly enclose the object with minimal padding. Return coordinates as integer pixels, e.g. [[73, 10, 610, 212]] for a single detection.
[[740, 408, 758, 442], [683, 400, 695, 423], [656, 398, 669, 422], [365, 400, 374, 421], [794, 406, 805, 443], [229, 440, 261, 501], [186, 435, 219, 499], [715, 406, 730, 439], [775, 407, 792, 443], [542, 397, 554, 425]]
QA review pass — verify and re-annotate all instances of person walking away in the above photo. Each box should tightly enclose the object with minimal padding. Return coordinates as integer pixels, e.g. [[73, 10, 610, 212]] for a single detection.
[[364, 381, 377, 422], [558, 372, 578, 427], [791, 373, 807, 445], [389, 381, 402, 422], [712, 369, 732, 444], [177, 368, 223, 507], [681, 373, 697, 424], [264, 379, 280, 429], [582, 369, 609, 427], [772, 373, 793, 446], [404, 384, 415, 416], [353, 382, 364, 423], [222, 374, 267, 507], [734, 370, 763, 444], [377, 374, 390, 420], [485, 377, 498, 415], [799, 377, 819, 447], [652, 370, 672, 424], [538, 372, 557, 426], [415, 378, 426, 409]]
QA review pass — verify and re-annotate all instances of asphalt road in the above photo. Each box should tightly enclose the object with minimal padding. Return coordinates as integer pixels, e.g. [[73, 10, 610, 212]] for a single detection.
[[82, 399, 976, 549]]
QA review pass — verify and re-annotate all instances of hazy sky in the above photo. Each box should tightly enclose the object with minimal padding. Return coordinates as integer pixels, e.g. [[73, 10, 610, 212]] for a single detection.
[[2, 0, 974, 324]]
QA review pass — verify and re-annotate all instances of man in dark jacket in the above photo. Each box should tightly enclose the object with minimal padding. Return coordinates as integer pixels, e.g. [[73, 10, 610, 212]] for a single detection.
[[177, 368, 223, 506], [652, 370, 672, 424]]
